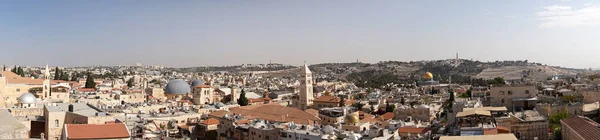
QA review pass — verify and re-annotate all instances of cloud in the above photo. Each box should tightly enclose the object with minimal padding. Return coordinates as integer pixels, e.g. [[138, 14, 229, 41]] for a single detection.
[[543, 5, 572, 11], [537, 4, 600, 28], [561, 0, 571, 2]]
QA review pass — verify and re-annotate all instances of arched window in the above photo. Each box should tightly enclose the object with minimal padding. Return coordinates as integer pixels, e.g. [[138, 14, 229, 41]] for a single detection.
[[55, 119, 59, 127]]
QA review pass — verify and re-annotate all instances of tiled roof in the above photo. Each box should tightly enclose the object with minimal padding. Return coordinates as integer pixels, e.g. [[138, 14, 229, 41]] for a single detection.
[[344, 100, 356, 106], [483, 128, 498, 135], [398, 127, 427, 134], [378, 112, 395, 121], [248, 98, 265, 103], [496, 126, 510, 133], [78, 88, 96, 92], [201, 118, 220, 125], [212, 104, 320, 125], [65, 123, 129, 139], [561, 116, 600, 140], [235, 119, 250, 124], [194, 84, 212, 88], [305, 109, 319, 117], [0, 71, 59, 85]]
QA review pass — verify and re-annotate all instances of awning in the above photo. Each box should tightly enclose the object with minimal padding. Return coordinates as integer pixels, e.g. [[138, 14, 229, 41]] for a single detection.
[[462, 107, 508, 112], [456, 110, 491, 117], [512, 97, 537, 101]]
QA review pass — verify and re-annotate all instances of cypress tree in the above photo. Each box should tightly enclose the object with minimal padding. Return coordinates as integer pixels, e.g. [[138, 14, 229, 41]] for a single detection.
[[17, 67, 24, 77], [61, 72, 69, 81], [386, 101, 396, 112], [54, 67, 60, 80], [127, 78, 134, 88], [70, 72, 78, 81], [237, 89, 249, 106], [338, 96, 345, 107], [400, 97, 406, 105], [85, 72, 96, 88], [11, 66, 17, 73]]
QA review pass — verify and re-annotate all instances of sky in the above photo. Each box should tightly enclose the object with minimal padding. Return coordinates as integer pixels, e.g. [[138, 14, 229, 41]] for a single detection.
[[1, 0, 599, 68]]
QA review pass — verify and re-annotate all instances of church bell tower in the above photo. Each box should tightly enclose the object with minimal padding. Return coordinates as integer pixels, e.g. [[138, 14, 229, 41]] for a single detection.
[[297, 63, 314, 110], [42, 65, 51, 99]]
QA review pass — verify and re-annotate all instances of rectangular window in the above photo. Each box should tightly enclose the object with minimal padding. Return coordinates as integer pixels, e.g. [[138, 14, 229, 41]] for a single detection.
[[525, 90, 530, 94], [55, 120, 59, 127], [508, 91, 513, 95], [16, 89, 20, 92]]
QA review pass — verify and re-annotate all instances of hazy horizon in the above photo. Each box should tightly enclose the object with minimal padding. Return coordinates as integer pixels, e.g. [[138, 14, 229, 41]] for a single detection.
[[1, 0, 599, 68]]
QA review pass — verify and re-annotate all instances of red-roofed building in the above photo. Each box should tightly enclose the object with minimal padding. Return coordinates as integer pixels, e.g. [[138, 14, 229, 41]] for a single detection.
[[398, 127, 429, 139], [313, 95, 353, 109], [63, 123, 130, 140], [561, 116, 600, 140], [78, 88, 96, 93]]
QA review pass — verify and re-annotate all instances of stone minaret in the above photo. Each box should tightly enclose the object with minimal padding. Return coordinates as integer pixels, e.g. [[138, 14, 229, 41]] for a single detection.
[[42, 65, 51, 99], [298, 63, 314, 110]]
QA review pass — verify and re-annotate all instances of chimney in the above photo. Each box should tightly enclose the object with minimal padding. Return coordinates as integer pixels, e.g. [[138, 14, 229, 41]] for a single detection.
[[68, 104, 74, 112]]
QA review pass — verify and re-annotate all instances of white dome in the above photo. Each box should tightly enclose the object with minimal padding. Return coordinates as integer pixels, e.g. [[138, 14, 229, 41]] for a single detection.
[[18, 92, 37, 104], [164, 79, 191, 94]]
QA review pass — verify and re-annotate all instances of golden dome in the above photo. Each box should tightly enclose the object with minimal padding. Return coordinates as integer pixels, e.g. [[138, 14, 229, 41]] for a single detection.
[[344, 114, 360, 124], [423, 72, 433, 79]]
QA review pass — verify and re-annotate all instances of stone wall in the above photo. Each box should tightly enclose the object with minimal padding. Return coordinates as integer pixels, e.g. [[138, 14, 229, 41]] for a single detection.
[[10, 107, 44, 117], [582, 91, 600, 104]]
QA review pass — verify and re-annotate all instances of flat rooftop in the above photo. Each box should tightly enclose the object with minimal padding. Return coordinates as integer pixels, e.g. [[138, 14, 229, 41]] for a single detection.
[[0, 109, 28, 137], [511, 110, 546, 122], [46, 103, 103, 117]]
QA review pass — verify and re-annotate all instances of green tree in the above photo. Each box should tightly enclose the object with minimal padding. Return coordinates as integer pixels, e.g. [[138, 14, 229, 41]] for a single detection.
[[352, 102, 364, 110], [70, 72, 78, 81], [466, 90, 472, 97], [11, 65, 17, 73], [385, 101, 395, 112], [54, 67, 60, 80], [60, 72, 69, 81], [127, 78, 134, 88], [338, 96, 345, 107], [409, 101, 419, 108], [17, 67, 24, 77], [458, 93, 469, 98], [84, 72, 96, 88], [237, 89, 249, 106], [449, 89, 455, 102], [400, 97, 406, 105], [488, 77, 506, 85], [549, 111, 570, 130], [562, 95, 578, 103]]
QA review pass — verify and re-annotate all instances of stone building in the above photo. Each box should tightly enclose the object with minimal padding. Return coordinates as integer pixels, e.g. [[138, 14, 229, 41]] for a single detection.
[[44, 103, 109, 140], [394, 104, 434, 122], [560, 116, 600, 140], [489, 86, 538, 111], [0, 65, 71, 108]]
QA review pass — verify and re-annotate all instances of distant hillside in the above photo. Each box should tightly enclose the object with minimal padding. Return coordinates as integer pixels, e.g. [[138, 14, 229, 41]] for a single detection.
[[312, 60, 583, 88], [475, 65, 578, 81]]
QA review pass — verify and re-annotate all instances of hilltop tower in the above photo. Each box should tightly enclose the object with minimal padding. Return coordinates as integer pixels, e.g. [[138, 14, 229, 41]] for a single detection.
[[454, 52, 459, 67]]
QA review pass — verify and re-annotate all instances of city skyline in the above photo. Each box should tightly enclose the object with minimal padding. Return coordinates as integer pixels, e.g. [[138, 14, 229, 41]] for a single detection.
[[1, 0, 599, 68]]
